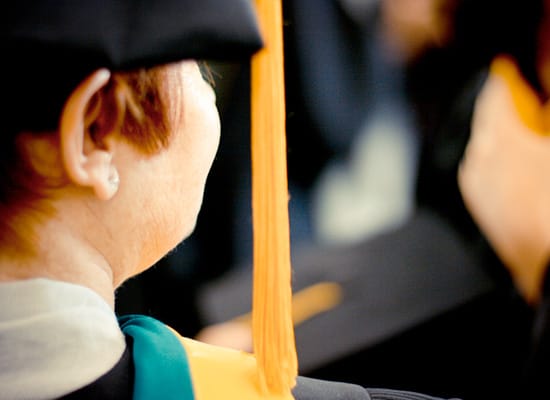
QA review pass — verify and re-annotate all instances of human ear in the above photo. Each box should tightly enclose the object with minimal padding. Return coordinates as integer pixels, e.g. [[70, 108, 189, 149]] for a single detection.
[[60, 69, 120, 201]]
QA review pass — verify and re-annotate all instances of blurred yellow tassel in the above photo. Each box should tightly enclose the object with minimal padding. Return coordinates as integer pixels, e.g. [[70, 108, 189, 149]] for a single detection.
[[251, 0, 298, 396], [231, 282, 344, 327], [491, 55, 550, 134]]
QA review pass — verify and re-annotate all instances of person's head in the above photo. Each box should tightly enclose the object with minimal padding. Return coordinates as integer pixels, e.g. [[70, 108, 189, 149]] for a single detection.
[[380, 0, 459, 63], [0, 0, 261, 287]]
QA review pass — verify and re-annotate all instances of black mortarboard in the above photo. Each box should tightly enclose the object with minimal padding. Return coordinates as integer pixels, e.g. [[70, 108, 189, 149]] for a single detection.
[[3, 0, 263, 133], [198, 210, 533, 398]]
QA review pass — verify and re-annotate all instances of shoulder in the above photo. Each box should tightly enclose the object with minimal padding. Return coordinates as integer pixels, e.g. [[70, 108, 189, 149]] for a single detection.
[[179, 335, 294, 400], [122, 316, 457, 400]]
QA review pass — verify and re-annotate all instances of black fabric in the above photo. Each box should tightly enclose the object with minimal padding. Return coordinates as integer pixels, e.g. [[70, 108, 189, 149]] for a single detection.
[[293, 376, 371, 400], [367, 388, 460, 400], [522, 264, 550, 398], [4, 0, 262, 67], [2, 0, 263, 135], [292, 377, 461, 400], [57, 338, 134, 400]]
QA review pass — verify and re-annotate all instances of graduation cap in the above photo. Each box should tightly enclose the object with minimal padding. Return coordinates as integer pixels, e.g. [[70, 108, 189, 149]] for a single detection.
[[2, 0, 263, 134], [198, 207, 535, 397]]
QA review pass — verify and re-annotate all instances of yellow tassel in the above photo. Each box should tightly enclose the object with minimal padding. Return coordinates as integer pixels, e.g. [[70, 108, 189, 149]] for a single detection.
[[490, 55, 550, 134], [251, 0, 298, 395]]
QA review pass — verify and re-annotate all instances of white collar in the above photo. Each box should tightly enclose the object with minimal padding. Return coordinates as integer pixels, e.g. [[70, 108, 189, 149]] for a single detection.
[[0, 278, 126, 400]]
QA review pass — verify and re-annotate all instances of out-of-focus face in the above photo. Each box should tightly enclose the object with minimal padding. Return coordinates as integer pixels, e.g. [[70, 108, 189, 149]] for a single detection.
[[381, 0, 457, 62], [109, 60, 220, 284]]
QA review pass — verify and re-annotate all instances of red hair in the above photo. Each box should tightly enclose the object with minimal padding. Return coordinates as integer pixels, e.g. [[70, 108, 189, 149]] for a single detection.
[[0, 62, 181, 255]]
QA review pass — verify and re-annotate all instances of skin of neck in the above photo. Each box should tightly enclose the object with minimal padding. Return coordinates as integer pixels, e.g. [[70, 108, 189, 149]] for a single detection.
[[0, 191, 131, 309]]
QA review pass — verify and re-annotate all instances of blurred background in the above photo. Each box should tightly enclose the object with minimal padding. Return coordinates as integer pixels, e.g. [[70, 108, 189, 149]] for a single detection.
[[115, 1, 544, 399]]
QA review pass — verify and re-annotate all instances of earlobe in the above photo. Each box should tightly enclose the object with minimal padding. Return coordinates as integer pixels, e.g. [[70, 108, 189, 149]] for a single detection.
[[60, 69, 120, 200]]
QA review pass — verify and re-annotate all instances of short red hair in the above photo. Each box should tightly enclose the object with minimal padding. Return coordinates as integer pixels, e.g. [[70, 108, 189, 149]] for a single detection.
[[0, 62, 182, 255]]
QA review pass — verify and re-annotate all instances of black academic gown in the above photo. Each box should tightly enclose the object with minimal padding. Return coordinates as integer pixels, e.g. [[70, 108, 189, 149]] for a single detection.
[[57, 317, 458, 400], [521, 266, 550, 398]]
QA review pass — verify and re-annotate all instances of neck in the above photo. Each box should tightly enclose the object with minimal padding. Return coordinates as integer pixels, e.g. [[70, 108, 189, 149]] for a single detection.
[[0, 218, 116, 308]]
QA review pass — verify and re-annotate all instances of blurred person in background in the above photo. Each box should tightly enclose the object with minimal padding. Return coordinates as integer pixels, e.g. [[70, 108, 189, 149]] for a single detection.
[[197, 1, 543, 399], [459, 1, 550, 396]]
